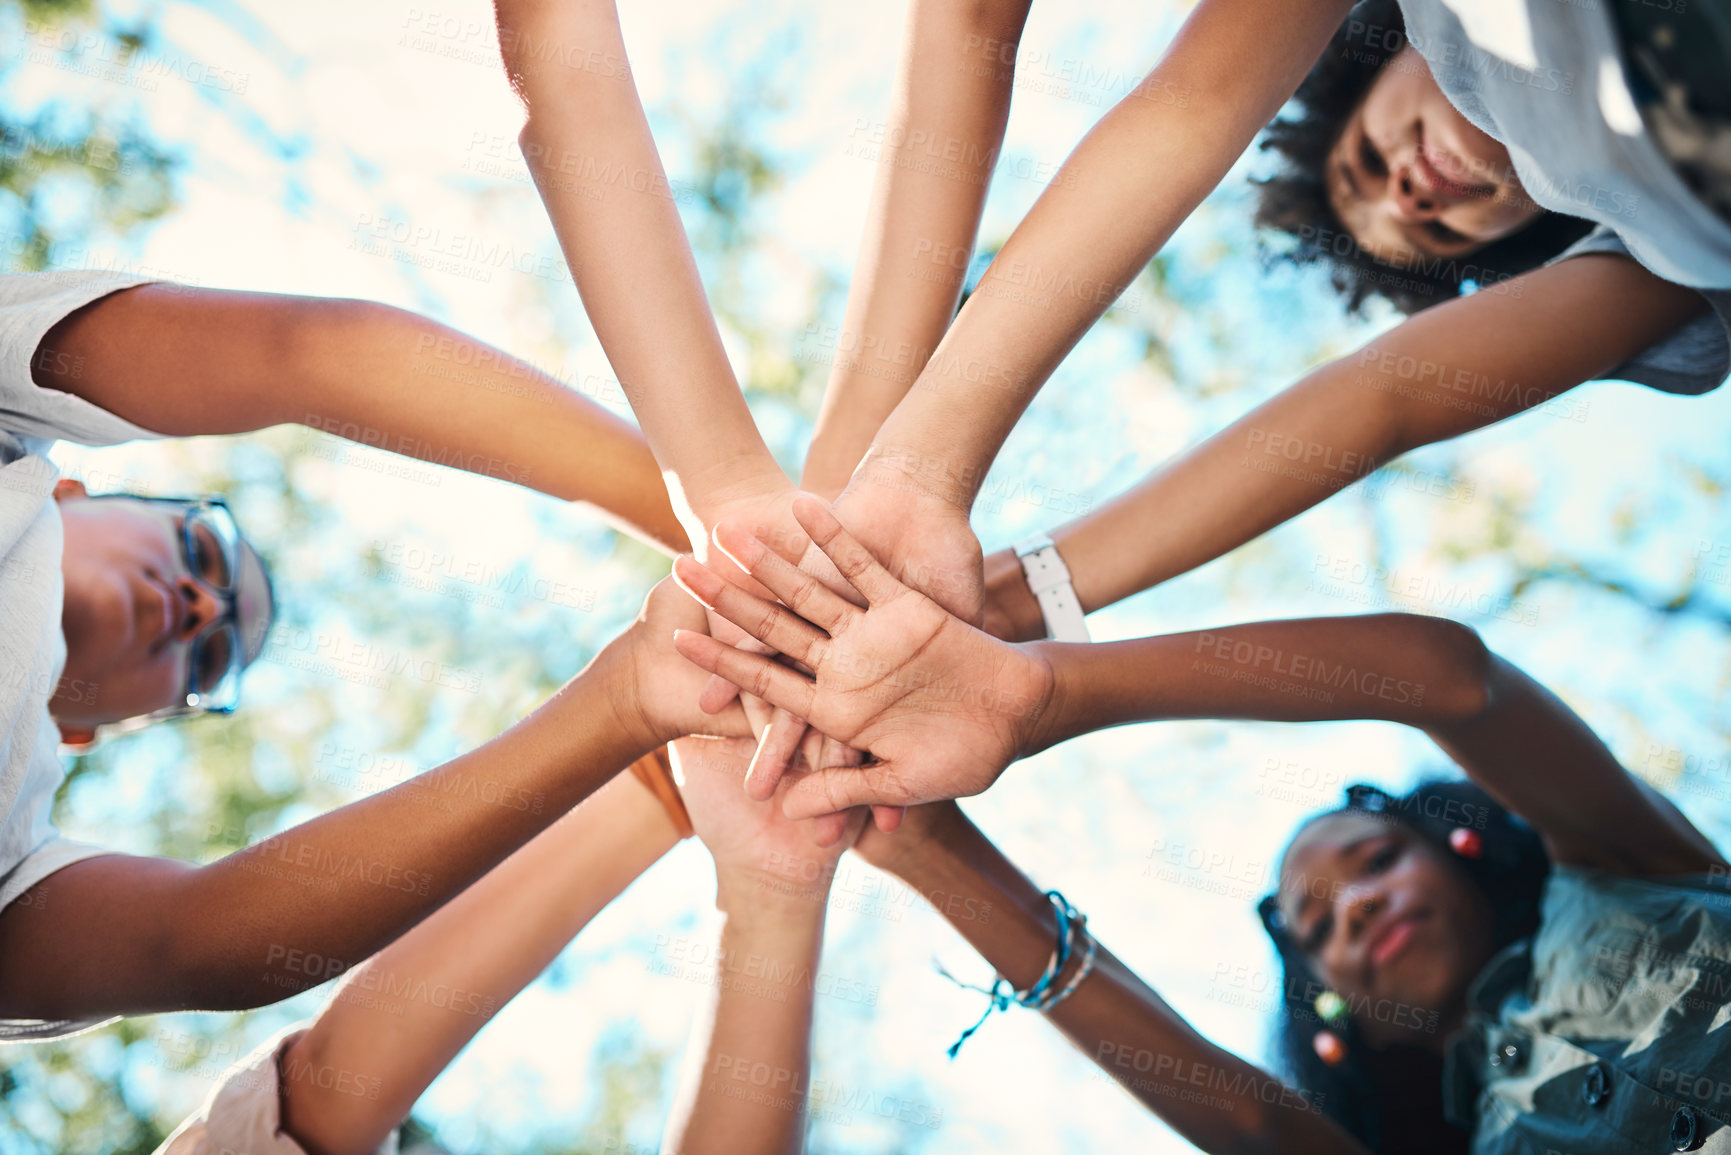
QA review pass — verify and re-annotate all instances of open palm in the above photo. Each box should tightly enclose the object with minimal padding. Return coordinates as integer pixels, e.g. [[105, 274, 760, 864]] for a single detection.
[[671, 496, 1053, 819]]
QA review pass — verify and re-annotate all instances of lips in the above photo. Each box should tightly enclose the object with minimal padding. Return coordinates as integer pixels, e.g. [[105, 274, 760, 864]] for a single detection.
[[1414, 124, 1494, 201], [1368, 914, 1417, 970]]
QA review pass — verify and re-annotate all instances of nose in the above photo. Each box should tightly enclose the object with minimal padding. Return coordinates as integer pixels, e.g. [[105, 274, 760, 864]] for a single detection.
[[1388, 164, 1445, 222], [1340, 883, 1386, 944], [171, 576, 226, 643]]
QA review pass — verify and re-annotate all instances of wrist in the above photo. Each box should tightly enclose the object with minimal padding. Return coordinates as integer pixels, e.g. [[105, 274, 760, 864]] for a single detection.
[[850, 444, 977, 513], [982, 548, 1046, 642], [681, 454, 788, 524], [1018, 642, 1070, 759], [855, 802, 963, 879], [715, 874, 830, 929], [592, 628, 676, 756]]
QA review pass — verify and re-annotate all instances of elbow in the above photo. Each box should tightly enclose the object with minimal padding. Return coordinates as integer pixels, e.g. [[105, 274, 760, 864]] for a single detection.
[[1385, 614, 1492, 722], [284, 298, 427, 429]]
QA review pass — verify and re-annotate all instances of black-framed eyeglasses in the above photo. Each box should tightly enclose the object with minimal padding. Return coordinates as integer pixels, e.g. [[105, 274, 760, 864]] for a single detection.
[[127, 496, 248, 719]]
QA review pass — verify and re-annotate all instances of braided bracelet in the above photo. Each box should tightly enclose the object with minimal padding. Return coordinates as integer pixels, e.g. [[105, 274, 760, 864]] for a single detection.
[[941, 890, 1096, 1057]]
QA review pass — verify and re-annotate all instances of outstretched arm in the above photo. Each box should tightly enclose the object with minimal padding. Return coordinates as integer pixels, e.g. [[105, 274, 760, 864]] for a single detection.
[[493, 0, 885, 792], [492, 0, 782, 540], [279, 767, 685, 1155], [0, 581, 744, 1021], [982, 254, 1707, 640], [677, 498, 1724, 877], [847, 0, 1353, 517], [661, 737, 865, 1155], [34, 284, 688, 554], [799, 0, 1031, 500], [853, 803, 1369, 1154]]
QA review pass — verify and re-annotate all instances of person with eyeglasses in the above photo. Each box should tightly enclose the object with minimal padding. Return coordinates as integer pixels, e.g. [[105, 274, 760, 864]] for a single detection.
[[0, 268, 711, 1044], [50, 487, 274, 747]]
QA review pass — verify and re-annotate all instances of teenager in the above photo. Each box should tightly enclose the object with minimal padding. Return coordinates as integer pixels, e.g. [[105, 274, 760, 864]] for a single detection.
[[0, 268, 727, 1040]]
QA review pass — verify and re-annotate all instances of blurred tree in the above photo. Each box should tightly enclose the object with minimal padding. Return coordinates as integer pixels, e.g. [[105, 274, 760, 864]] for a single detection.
[[0, 0, 176, 273]]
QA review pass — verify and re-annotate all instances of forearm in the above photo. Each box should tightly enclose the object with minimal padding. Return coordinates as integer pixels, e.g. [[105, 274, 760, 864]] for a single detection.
[[34, 285, 689, 552], [801, 0, 1031, 498], [280, 773, 681, 1155], [990, 255, 1708, 622], [0, 645, 662, 1019], [499, 1, 777, 526], [1028, 613, 1492, 755], [868, 806, 1365, 1153], [664, 888, 826, 1155], [864, 0, 1347, 510]]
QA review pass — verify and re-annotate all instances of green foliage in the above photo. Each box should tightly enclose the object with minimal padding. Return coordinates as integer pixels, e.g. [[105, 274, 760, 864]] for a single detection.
[[0, 0, 176, 272]]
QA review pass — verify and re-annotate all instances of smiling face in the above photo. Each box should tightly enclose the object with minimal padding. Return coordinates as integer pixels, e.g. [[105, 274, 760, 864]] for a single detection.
[[1277, 811, 1495, 1049], [1327, 47, 1543, 268], [55, 493, 272, 729]]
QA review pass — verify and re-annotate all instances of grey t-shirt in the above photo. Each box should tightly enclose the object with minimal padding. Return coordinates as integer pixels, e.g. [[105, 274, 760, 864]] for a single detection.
[[0, 269, 159, 1041], [1550, 227, 1731, 396]]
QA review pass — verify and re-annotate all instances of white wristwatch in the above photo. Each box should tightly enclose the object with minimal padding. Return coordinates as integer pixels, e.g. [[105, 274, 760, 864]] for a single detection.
[[1013, 534, 1090, 643]]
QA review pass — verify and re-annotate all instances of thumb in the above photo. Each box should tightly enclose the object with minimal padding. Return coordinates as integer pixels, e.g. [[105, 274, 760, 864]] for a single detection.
[[781, 762, 917, 820]]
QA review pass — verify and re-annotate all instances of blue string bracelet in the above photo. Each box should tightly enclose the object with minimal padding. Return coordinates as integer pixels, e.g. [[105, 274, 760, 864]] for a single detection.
[[940, 890, 1089, 1058]]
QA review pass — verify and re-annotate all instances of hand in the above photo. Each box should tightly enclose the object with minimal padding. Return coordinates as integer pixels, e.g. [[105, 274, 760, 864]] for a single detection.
[[601, 576, 755, 751], [671, 496, 1055, 818], [729, 460, 987, 808], [692, 479, 873, 799], [829, 454, 985, 626], [671, 736, 867, 897]]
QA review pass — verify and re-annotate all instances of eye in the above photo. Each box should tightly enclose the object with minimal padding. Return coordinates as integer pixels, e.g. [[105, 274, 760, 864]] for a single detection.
[[1302, 912, 1334, 954], [1358, 131, 1387, 179], [195, 624, 236, 695], [1368, 841, 1401, 873], [187, 517, 231, 588]]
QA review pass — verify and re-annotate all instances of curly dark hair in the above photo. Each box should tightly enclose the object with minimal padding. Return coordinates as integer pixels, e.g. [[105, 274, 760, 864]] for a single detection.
[[1256, 779, 1551, 1154], [1255, 0, 1593, 315]]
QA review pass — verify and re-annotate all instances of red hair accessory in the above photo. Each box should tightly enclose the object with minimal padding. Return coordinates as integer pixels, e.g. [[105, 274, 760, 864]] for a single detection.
[[1313, 1030, 1348, 1067], [1449, 827, 1483, 859]]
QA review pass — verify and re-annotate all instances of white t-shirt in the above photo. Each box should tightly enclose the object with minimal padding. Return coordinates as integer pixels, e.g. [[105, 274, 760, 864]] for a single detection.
[[1397, 0, 1731, 395], [0, 269, 160, 1041], [154, 1026, 400, 1155], [1401, 0, 1731, 291]]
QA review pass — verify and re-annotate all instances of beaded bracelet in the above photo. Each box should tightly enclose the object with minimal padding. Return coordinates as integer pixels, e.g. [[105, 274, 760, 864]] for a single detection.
[[941, 890, 1096, 1057]]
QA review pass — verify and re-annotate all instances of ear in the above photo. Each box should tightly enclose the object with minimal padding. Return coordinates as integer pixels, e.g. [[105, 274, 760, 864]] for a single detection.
[[52, 478, 88, 503], [56, 722, 98, 751]]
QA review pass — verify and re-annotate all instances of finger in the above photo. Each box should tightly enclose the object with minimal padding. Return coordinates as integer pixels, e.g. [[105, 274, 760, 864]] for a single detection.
[[674, 555, 827, 667], [870, 805, 904, 833], [672, 630, 818, 720], [699, 673, 741, 713], [789, 494, 905, 606], [743, 708, 807, 802], [713, 522, 860, 634], [798, 725, 828, 776], [739, 691, 777, 742], [808, 810, 848, 847], [780, 762, 917, 820]]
